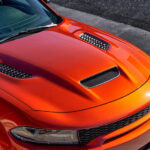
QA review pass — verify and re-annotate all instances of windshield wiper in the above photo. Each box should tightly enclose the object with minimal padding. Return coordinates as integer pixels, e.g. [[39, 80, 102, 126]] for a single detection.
[[0, 23, 57, 44]]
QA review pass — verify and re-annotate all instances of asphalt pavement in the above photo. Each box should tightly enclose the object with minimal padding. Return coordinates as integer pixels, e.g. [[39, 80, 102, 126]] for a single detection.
[[50, 0, 150, 32]]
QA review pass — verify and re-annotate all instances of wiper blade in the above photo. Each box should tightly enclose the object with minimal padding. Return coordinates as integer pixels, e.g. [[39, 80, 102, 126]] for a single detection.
[[0, 23, 57, 43]]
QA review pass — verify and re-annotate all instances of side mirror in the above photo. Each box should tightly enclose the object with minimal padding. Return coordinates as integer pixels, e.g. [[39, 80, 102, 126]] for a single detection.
[[44, 0, 51, 3]]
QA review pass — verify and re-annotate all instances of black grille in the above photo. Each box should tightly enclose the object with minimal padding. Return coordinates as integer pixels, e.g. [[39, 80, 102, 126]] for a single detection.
[[80, 67, 119, 88], [79, 33, 110, 50], [78, 105, 150, 145], [0, 64, 32, 79]]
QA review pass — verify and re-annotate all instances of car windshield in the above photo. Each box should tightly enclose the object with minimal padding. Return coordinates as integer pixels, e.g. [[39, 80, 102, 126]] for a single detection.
[[0, 0, 61, 40]]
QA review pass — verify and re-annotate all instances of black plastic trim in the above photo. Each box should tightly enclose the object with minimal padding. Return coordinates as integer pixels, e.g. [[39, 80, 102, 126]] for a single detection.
[[79, 33, 110, 50], [0, 64, 32, 79], [80, 67, 120, 88], [78, 105, 150, 145]]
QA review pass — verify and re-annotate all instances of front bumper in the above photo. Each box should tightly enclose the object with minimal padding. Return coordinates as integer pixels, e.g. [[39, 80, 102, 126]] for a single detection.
[[99, 119, 150, 150], [4, 119, 150, 150], [1, 78, 150, 149], [107, 130, 150, 150]]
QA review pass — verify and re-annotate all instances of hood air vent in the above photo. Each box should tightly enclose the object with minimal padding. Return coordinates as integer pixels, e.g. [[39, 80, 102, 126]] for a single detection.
[[0, 64, 32, 79], [80, 67, 119, 88], [79, 33, 110, 50]]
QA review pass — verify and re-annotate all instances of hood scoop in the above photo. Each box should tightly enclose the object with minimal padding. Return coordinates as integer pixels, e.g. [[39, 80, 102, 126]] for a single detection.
[[79, 32, 110, 50], [80, 67, 120, 88], [0, 64, 32, 79]]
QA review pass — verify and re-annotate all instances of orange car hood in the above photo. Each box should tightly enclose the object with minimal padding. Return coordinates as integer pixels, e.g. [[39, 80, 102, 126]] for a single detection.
[[0, 19, 150, 113]]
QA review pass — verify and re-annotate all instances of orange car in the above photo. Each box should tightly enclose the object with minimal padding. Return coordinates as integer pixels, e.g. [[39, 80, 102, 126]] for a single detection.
[[0, 0, 149, 150]]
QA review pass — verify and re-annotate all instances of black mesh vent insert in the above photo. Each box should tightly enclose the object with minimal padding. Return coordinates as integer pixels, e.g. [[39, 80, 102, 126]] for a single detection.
[[79, 33, 110, 50], [0, 64, 32, 79], [80, 67, 119, 88], [78, 105, 150, 145]]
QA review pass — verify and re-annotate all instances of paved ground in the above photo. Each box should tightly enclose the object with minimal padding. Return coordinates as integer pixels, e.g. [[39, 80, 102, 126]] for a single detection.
[[50, 0, 150, 32], [50, 3, 150, 55]]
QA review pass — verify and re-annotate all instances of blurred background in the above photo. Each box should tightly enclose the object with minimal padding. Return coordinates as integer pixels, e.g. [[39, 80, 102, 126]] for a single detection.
[[49, 0, 150, 55]]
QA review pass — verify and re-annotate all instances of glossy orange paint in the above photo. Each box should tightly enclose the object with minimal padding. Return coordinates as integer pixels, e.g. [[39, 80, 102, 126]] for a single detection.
[[0, 1, 149, 150]]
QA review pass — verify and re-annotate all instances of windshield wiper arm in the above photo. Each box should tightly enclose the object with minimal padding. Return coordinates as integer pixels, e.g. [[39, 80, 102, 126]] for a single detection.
[[0, 23, 57, 44]]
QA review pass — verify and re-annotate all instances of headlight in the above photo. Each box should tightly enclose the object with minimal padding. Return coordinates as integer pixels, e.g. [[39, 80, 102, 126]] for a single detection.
[[10, 126, 79, 145]]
